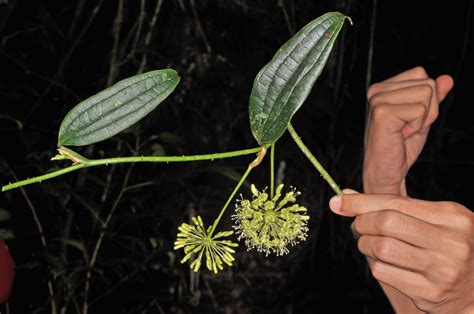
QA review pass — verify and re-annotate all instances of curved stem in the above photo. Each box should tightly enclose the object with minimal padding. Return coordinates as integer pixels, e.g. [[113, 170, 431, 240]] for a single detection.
[[2, 146, 269, 192], [287, 123, 342, 195]]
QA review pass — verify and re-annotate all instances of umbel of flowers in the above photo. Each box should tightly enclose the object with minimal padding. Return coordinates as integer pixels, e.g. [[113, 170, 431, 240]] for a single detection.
[[174, 216, 238, 273], [173, 178, 311, 273], [232, 184, 309, 256]]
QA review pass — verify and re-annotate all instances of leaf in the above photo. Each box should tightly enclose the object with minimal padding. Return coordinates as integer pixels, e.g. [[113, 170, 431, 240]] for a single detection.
[[53, 238, 88, 257], [249, 12, 351, 145], [0, 208, 11, 221], [58, 69, 180, 146], [208, 165, 243, 182], [151, 143, 165, 156], [0, 229, 15, 240], [155, 132, 183, 144]]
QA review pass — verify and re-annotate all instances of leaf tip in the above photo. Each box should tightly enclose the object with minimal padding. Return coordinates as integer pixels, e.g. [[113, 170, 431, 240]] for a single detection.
[[345, 16, 353, 26]]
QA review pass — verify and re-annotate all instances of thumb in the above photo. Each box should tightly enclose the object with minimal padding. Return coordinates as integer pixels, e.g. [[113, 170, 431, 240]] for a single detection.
[[435, 74, 454, 102], [329, 188, 360, 216]]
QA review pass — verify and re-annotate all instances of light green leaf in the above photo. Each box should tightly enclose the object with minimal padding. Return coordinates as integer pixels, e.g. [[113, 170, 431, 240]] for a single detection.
[[249, 12, 351, 145], [58, 69, 180, 146]]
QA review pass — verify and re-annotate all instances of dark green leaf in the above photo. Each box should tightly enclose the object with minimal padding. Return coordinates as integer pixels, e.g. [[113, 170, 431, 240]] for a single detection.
[[155, 132, 183, 144], [58, 69, 180, 146], [208, 165, 243, 182], [249, 12, 350, 145], [151, 143, 165, 156], [53, 238, 88, 257], [0, 229, 14, 239], [0, 208, 11, 221]]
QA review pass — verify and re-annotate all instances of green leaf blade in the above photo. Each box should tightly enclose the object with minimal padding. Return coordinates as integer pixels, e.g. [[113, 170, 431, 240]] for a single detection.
[[58, 69, 180, 146], [249, 12, 349, 145]]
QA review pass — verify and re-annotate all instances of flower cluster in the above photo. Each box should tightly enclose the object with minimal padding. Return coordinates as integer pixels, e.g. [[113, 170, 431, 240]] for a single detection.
[[232, 184, 309, 256], [174, 216, 238, 273]]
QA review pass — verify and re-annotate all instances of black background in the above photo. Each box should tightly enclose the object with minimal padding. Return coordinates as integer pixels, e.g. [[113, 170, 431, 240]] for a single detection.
[[1, 1, 473, 313]]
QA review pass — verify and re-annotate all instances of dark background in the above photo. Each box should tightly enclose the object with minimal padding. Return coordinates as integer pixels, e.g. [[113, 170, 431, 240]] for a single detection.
[[0, 0, 473, 313]]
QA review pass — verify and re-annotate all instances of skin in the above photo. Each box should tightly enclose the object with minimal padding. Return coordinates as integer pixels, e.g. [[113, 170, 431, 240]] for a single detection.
[[329, 67, 474, 313]]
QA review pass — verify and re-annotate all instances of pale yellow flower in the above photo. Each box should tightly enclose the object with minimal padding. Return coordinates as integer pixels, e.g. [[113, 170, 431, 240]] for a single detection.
[[232, 184, 309, 256], [174, 216, 238, 273]]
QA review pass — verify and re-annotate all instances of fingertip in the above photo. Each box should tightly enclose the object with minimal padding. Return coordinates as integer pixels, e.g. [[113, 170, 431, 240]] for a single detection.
[[330, 189, 361, 216], [436, 74, 454, 101], [329, 195, 342, 214]]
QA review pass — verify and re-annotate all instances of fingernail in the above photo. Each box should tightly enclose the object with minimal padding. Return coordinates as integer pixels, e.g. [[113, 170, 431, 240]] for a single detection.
[[329, 195, 342, 213], [342, 188, 359, 194]]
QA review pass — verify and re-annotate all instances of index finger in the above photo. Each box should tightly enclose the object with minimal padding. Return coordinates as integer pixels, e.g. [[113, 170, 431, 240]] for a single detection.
[[329, 192, 447, 226], [382, 66, 428, 82]]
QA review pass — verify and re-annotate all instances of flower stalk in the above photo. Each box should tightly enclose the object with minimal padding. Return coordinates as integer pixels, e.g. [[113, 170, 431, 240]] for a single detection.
[[287, 123, 342, 195]]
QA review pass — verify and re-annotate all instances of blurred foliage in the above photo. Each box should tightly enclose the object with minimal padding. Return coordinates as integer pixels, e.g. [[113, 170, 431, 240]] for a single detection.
[[1, 0, 472, 313]]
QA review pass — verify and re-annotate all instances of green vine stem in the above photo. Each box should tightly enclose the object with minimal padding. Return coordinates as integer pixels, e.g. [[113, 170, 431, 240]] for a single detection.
[[2, 145, 270, 192], [287, 123, 342, 195], [209, 147, 267, 236], [270, 143, 275, 198]]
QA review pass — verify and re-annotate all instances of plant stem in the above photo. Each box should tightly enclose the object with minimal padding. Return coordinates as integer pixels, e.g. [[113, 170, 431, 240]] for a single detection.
[[209, 166, 253, 237], [2, 146, 268, 192], [270, 143, 275, 198], [209, 147, 267, 236], [287, 123, 342, 195]]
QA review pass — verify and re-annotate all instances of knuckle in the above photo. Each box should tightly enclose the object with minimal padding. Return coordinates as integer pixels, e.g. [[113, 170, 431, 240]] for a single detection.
[[440, 266, 462, 286], [456, 240, 471, 262], [424, 78, 436, 89], [371, 103, 391, 123], [368, 92, 384, 108], [376, 210, 403, 233], [440, 202, 474, 231], [457, 214, 474, 233], [352, 217, 362, 234], [413, 66, 428, 78], [437, 266, 463, 289], [438, 201, 461, 214], [445, 233, 471, 261], [418, 84, 434, 100], [425, 287, 446, 303], [374, 238, 397, 260], [367, 82, 383, 100], [357, 235, 367, 253], [369, 260, 385, 280]]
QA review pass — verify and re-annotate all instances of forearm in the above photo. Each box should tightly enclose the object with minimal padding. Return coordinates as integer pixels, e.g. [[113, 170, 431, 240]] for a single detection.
[[362, 170, 408, 196]]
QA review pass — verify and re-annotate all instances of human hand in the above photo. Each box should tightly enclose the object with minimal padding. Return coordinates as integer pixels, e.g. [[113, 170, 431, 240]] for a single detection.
[[364, 67, 453, 195], [329, 191, 474, 313]]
